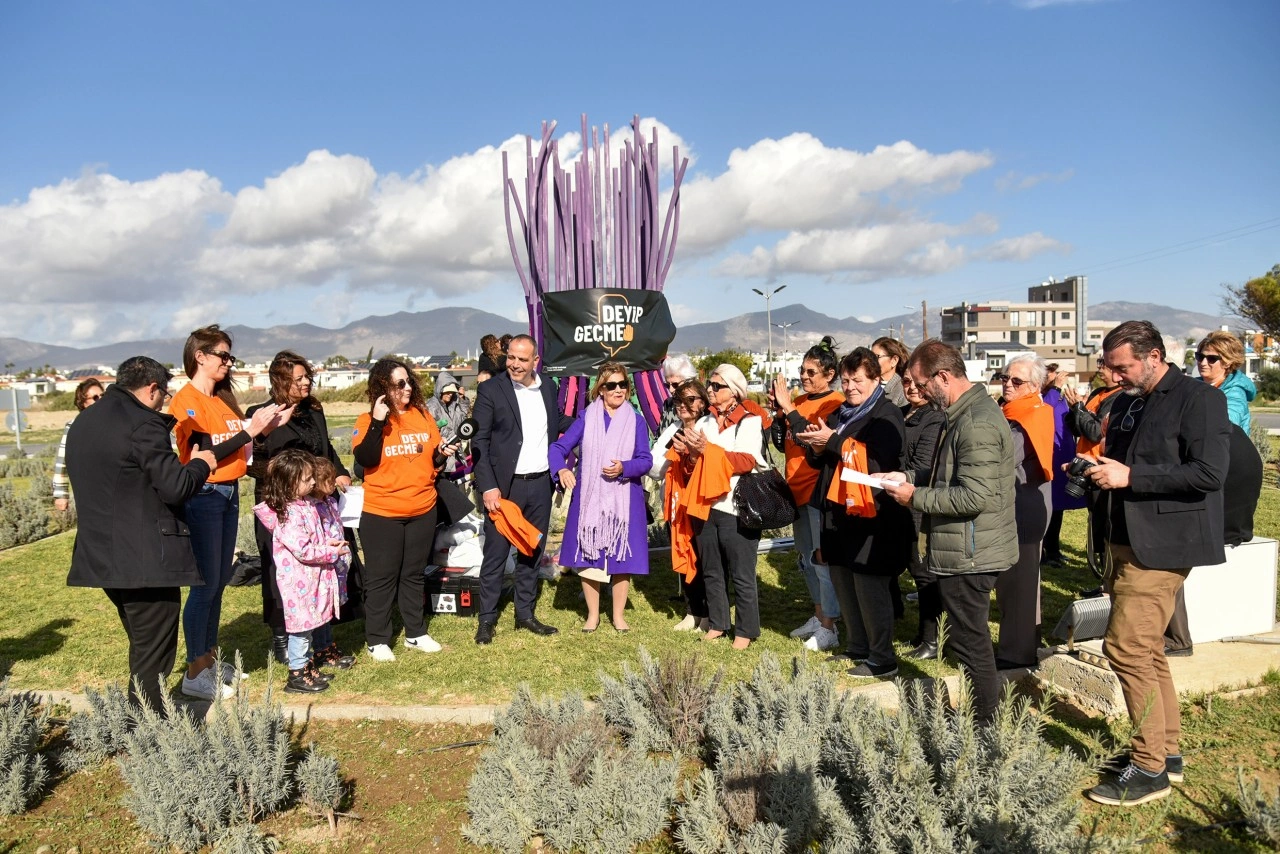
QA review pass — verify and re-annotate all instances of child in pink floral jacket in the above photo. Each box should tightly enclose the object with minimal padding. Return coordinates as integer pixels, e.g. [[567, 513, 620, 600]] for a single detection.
[[253, 450, 349, 694]]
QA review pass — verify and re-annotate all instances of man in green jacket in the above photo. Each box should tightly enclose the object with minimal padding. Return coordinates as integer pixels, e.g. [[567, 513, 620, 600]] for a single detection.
[[885, 340, 1017, 722]]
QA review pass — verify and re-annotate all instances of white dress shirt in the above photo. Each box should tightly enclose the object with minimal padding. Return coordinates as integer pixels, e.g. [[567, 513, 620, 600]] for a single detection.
[[512, 374, 550, 474]]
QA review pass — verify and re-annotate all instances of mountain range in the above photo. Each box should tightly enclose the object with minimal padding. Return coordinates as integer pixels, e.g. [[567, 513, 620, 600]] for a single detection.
[[0, 301, 1238, 372]]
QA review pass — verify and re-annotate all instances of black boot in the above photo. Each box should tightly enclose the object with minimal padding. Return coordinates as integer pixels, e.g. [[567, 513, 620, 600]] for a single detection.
[[285, 666, 329, 694], [271, 634, 288, 665]]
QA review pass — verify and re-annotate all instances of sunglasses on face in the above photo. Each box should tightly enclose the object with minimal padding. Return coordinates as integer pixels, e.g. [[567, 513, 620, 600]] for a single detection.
[[994, 374, 1031, 388], [85, 393, 102, 402], [392, 378, 411, 390], [205, 349, 234, 364], [600, 380, 630, 392], [706, 381, 729, 393], [675, 396, 703, 408], [1194, 352, 1221, 365], [798, 367, 822, 378]]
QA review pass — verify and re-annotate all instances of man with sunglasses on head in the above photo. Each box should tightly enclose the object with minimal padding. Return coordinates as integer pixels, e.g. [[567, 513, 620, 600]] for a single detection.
[[1082, 320, 1230, 808], [471, 334, 574, 644]]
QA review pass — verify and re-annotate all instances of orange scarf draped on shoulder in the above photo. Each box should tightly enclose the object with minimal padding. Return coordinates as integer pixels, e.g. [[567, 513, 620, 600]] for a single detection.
[[663, 443, 732, 582], [824, 437, 876, 517], [1002, 394, 1055, 483], [1076, 386, 1123, 457]]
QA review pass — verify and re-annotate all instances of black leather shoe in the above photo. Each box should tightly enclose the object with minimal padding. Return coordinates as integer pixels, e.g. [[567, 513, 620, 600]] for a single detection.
[[515, 616, 559, 636], [1164, 645, 1193, 658], [475, 621, 496, 645], [908, 642, 939, 661]]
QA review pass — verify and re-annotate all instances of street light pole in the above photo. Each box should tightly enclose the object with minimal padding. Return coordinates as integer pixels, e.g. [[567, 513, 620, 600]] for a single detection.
[[774, 322, 795, 379], [751, 285, 787, 373]]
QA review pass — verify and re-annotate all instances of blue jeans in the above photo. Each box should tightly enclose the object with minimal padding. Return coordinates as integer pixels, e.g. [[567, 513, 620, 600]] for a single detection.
[[794, 505, 840, 619], [287, 624, 333, 671], [183, 482, 238, 664]]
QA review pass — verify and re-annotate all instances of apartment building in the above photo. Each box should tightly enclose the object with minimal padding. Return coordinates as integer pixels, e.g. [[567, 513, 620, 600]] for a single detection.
[[939, 276, 1115, 378]]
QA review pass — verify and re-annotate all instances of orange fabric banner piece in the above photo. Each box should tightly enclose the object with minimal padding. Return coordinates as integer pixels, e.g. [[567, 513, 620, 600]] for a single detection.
[[1002, 394, 1055, 483], [488, 498, 544, 557], [1076, 386, 1124, 457], [824, 437, 877, 517]]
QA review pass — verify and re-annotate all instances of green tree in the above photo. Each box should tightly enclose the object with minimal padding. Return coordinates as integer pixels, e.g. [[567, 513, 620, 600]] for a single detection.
[[323, 355, 349, 368], [1223, 263, 1280, 339], [693, 348, 754, 380]]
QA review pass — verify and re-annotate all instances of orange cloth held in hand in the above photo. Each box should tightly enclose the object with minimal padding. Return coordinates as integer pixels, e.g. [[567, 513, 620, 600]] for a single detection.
[[825, 437, 876, 517], [1002, 394, 1055, 483], [1076, 386, 1123, 457], [664, 444, 732, 582], [488, 498, 544, 557]]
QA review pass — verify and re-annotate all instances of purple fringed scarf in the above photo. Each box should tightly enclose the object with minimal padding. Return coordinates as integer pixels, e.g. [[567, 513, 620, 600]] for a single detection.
[[576, 398, 636, 562]]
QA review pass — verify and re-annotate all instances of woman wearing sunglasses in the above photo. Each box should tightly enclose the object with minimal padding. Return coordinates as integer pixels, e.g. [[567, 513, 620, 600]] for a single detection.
[[871, 336, 911, 408], [993, 352, 1054, 670], [551, 362, 653, 632], [171, 324, 290, 700], [769, 336, 844, 652], [675, 364, 770, 650], [650, 378, 715, 631], [1194, 331, 1255, 432], [354, 358, 459, 661], [52, 378, 104, 512]]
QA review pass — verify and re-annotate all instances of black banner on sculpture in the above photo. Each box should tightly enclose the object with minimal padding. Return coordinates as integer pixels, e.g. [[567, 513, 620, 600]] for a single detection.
[[540, 288, 677, 375]]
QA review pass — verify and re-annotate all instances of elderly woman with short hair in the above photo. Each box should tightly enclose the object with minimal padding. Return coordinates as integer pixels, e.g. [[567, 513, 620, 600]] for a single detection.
[[674, 364, 770, 650], [994, 352, 1054, 669], [52, 378, 104, 512], [659, 353, 698, 431], [1195, 330, 1255, 432]]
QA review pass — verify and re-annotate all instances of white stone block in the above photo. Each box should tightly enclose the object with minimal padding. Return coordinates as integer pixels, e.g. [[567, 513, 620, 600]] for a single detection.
[[1185, 536, 1278, 643]]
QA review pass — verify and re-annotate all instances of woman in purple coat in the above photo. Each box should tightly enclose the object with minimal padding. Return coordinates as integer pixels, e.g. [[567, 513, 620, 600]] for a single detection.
[[550, 361, 653, 632]]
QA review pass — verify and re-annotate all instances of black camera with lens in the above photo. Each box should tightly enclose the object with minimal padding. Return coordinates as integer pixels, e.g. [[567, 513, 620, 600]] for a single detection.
[[1063, 456, 1097, 499]]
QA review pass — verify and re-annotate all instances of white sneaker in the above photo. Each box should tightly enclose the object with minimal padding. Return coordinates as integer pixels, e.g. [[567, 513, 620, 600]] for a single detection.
[[366, 643, 396, 662], [790, 615, 822, 639], [404, 634, 442, 654], [672, 615, 698, 631], [218, 661, 250, 685], [803, 626, 840, 652], [181, 668, 235, 701]]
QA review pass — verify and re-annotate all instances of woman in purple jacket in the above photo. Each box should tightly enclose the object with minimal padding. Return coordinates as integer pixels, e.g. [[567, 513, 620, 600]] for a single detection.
[[550, 361, 653, 632]]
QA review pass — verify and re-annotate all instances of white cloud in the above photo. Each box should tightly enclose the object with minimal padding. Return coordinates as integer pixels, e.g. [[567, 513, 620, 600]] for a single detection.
[[996, 169, 1074, 192], [980, 232, 1072, 261], [1011, 0, 1113, 8], [0, 118, 1062, 346], [678, 135, 993, 253]]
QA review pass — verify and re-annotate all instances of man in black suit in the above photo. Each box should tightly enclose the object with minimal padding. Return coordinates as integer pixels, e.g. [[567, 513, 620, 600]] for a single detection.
[[1082, 321, 1230, 808], [66, 356, 218, 711], [471, 334, 574, 644]]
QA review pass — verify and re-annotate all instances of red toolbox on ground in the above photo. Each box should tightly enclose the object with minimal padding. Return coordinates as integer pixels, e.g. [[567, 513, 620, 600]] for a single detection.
[[424, 567, 481, 616]]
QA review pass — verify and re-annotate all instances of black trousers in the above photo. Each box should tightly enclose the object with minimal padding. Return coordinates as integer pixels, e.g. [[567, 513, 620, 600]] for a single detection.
[[937, 571, 1002, 722], [1164, 587, 1191, 650], [479, 475, 552, 624], [359, 507, 437, 646], [255, 516, 285, 635], [1043, 509, 1064, 560], [681, 572, 708, 619], [908, 549, 943, 645], [104, 586, 181, 713], [695, 509, 761, 639]]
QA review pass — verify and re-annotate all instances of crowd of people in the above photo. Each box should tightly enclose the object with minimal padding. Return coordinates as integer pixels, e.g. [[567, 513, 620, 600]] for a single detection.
[[60, 317, 1262, 808]]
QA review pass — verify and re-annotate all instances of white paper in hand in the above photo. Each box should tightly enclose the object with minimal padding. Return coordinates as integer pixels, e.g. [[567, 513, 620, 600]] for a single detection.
[[839, 468, 889, 490], [338, 486, 364, 528]]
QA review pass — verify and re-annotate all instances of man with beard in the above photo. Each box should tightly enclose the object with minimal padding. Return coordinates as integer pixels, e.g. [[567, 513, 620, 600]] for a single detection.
[[882, 340, 1017, 724], [1083, 320, 1230, 807]]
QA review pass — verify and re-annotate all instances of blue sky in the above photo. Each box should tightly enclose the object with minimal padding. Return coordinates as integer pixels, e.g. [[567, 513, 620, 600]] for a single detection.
[[1, 0, 1276, 346]]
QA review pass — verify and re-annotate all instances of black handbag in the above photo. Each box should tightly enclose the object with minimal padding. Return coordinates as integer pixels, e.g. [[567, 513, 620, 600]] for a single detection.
[[732, 428, 796, 530]]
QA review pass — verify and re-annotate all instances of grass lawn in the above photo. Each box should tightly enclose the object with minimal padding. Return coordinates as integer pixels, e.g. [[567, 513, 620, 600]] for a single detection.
[[1, 482, 1278, 850]]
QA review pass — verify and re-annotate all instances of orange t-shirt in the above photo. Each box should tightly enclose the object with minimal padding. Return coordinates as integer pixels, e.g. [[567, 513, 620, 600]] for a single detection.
[[170, 384, 248, 483], [783, 390, 844, 504], [353, 407, 441, 518]]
